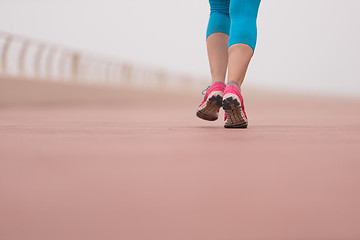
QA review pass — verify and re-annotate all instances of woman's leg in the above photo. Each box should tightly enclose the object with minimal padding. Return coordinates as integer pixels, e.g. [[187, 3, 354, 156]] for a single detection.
[[222, 0, 261, 128], [227, 0, 261, 86], [206, 0, 231, 83], [207, 33, 229, 83], [227, 44, 253, 86], [196, 0, 230, 121]]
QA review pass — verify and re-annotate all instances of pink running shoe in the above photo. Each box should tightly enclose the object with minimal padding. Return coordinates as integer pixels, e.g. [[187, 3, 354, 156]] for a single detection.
[[196, 81, 226, 121], [222, 84, 248, 128]]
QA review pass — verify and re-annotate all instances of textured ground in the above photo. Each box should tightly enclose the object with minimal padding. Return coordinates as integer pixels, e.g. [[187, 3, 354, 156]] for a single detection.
[[1, 78, 360, 240]]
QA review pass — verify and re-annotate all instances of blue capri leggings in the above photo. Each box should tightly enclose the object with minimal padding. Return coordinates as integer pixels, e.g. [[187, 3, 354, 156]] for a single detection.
[[207, 0, 261, 51]]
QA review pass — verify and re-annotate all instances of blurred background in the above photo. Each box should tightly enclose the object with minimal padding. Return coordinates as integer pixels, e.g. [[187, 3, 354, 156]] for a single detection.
[[1, 0, 359, 97], [1, 1, 360, 240]]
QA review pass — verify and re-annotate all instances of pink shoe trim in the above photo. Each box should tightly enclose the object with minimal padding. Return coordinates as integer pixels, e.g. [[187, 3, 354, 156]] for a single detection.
[[199, 81, 226, 107], [223, 84, 247, 119]]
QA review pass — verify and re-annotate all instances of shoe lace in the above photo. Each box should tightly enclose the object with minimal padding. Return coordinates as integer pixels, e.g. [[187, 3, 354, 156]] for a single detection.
[[202, 85, 210, 95]]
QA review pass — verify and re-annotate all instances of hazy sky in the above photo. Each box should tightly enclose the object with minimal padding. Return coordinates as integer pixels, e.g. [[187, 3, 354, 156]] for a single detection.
[[0, 0, 359, 97]]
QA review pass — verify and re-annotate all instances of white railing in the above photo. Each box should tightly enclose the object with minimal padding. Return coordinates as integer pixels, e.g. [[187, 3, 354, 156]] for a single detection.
[[0, 31, 203, 91]]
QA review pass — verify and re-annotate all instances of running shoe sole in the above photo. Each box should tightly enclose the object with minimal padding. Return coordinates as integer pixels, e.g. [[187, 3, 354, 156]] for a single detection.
[[222, 93, 248, 128], [196, 91, 223, 121]]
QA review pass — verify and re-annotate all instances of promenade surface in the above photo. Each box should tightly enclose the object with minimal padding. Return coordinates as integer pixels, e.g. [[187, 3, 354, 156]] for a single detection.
[[1, 77, 360, 240]]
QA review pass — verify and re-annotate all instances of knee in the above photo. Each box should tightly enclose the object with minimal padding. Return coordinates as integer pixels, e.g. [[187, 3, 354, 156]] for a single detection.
[[207, 0, 231, 37], [229, 0, 261, 50]]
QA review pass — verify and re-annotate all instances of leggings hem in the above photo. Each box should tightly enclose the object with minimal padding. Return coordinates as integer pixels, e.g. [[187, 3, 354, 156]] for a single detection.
[[206, 31, 230, 40]]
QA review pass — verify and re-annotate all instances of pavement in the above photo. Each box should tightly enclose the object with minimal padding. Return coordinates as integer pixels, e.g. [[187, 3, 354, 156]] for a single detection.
[[1, 77, 360, 240]]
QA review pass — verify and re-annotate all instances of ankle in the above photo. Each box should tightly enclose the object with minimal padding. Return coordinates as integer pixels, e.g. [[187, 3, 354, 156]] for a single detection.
[[227, 80, 240, 89], [212, 80, 225, 84]]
